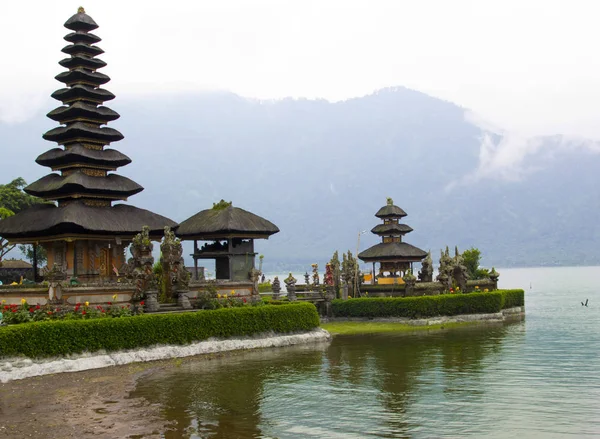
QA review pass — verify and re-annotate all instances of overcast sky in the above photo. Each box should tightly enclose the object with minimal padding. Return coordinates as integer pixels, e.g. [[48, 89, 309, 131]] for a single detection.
[[1, 0, 599, 140]]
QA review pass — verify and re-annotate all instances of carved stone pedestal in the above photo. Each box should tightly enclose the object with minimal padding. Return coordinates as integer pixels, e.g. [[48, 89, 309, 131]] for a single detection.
[[145, 290, 160, 312], [177, 291, 192, 310]]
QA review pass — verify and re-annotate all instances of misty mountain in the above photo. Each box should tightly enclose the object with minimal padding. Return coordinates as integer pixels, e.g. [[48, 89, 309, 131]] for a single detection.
[[3, 87, 600, 271]]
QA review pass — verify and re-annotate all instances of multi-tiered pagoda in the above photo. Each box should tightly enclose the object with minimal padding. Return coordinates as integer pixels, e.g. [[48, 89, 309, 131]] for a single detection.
[[0, 8, 175, 280], [358, 198, 427, 284]]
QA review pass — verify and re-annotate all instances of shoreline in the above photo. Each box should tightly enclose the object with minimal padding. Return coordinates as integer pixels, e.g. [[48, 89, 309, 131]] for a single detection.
[[0, 307, 523, 384], [0, 310, 524, 438], [0, 328, 331, 384], [321, 306, 525, 335]]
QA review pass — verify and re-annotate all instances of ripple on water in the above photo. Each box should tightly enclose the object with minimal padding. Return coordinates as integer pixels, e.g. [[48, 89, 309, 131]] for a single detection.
[[130, 267, 600, 438]]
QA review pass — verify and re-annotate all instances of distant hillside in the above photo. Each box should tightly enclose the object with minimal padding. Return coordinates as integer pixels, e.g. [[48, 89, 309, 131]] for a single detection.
[[3, 87, 600, 270]]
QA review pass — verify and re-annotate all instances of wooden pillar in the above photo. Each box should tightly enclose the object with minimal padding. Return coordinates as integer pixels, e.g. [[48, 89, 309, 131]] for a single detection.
[[33, 244, 38, 283], [193, 240, 198, 280], [72, 242, 77, 277], [227, 239, 233, 280], [372, 262, 376, 284]]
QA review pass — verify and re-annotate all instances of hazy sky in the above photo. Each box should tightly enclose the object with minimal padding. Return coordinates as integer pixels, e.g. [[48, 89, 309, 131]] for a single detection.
[[1, 0, 599, 140]]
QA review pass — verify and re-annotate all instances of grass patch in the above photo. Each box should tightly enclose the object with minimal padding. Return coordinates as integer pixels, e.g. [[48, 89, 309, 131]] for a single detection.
[[321, 321, 477, 335]]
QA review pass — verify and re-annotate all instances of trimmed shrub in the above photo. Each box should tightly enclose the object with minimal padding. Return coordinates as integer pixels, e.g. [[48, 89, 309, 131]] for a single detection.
[[499, 289, 525, 308], [0, 302, 319, 359], [332, 289, 524, 319]]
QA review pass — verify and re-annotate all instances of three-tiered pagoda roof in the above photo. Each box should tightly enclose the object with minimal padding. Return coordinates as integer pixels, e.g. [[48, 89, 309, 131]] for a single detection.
[[358, 198, 427, 263]]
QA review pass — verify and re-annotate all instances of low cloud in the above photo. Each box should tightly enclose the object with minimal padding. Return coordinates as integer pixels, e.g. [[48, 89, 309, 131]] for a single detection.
[[446, 110, 600, 191]]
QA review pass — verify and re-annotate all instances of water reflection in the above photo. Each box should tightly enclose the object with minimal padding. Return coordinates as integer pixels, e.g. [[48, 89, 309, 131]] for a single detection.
[[132, 324, 520, 438]]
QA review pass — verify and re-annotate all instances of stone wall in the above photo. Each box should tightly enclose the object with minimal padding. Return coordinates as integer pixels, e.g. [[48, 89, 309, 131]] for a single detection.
[[0, 284, 136, 306]]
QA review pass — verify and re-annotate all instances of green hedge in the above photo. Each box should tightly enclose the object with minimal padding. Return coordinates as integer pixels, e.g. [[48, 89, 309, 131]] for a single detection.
[[500, 289, 525, 308], [332, 289, 524, 319], [0, 302, 319, 359]]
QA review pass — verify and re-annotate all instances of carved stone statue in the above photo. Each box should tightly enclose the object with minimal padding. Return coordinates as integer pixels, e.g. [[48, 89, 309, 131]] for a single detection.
[[437, 247, 453, 291], [161, 226, 189, 301], [249, 267, 261, 296], [452, 246, 468, 293], [489, 267, 500, 290], [304, 271, 310, 286], [43, 263, 67, 303], [272, 276, 281, 300], [125, 226, 156, 303], [403, 268, 417, 296], [418, 251, 433, 282], [284, 273, 297, 301], [324, 263, 334, 286], [312, 263, 320, 286]]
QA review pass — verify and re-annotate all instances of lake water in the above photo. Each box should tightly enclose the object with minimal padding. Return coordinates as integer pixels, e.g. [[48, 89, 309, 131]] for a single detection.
[[132, 266, 600, 438]]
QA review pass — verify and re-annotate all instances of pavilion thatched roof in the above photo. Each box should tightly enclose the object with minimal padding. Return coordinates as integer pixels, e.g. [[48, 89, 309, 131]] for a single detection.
[[358, 242, 427, 262], [176, 205, 279, 240], [375, 204, 407, 219], [0, 202, 176, 241]]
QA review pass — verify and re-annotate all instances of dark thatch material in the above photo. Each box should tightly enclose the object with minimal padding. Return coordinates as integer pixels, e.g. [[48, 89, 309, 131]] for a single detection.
[[375, 204, 407, 218], [47, 103, 119, 123], [0, 259, 33, 269], [59, 55, 107, 70], [371, 223, 413, 235], [55, 69, 110, 86], [64, 10, 98, 32], [0, 202, 176, 240], [52, 85, 115, 104], [62, 43, 104, 57], [177, 205, 279, 239], [36, 145, 131, 169], [25, 172, 143, 199], [358, 242, 427, 262], [64, 31, 101, 45], [43, 122, 123, 144]]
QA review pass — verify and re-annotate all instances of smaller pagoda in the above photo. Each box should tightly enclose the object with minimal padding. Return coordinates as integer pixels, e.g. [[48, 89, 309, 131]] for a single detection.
[[358, 198, 427, 284], [176, 201, 279, 281]]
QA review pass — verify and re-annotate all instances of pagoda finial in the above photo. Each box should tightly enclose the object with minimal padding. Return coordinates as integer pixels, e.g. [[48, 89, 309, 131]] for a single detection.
[[386, 197, 393, 206], [78, 6, 85, 14]]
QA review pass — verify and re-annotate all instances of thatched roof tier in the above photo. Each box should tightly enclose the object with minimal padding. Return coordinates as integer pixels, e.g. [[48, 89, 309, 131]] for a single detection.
[[43, 122, 123, 144], [177, 205, 279, 240], [0, 203, 176, 241], [62, 43, 104, 57], [59, 55, 107, 70], [64, 31, 101, 45], [371, 223, 413, 236], [36, 145, 131, 170], [64, 8, 99, 32], [47, 102, 119, 124], [375, 204, 407, 219], [55, 69, 111, 87], [52, 85, 115, 104], [358, 242, 427, 262], [25, 172, 143, 200]]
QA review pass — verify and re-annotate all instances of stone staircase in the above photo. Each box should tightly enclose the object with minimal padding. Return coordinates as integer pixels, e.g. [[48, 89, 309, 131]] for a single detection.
[[146, 302, 191, 314]]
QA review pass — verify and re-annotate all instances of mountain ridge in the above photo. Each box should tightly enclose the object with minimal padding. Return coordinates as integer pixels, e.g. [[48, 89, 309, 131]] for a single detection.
[[2, 86, 600, 271]]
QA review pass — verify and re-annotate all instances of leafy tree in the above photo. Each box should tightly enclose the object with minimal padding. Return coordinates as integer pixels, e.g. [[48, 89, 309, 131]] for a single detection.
[[462, 247, 490, 280], [329, 250, 341, 298], [341, 250, 361, 297], [0, 178, 44, 266], [0, 178, 40, 213], [18, 244, 48, 266]]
